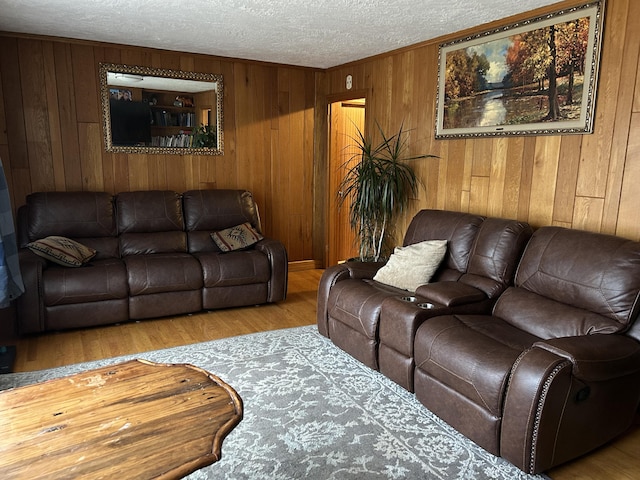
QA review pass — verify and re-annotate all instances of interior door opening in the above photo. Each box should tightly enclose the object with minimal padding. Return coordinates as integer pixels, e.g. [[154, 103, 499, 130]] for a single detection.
[[327, 97, 365, 266]]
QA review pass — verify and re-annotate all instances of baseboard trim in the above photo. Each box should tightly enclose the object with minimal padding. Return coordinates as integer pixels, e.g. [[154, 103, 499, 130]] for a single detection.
[[288, 260, 322, 272]]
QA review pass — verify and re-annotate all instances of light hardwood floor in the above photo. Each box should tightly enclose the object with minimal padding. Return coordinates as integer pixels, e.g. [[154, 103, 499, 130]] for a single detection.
[[10, 269, 640, 479]]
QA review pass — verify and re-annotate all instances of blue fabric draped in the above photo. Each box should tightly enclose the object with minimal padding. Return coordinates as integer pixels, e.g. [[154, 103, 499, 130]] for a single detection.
[[0, 156, 24, 308]]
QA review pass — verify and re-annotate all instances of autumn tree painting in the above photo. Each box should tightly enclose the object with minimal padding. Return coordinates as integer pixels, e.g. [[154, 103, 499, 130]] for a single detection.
[[437, 2, 602, 137]]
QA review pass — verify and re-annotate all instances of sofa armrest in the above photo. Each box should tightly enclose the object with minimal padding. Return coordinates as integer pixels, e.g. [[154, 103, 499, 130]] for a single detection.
[[316, 260, 387, 337], [254, 237, 288, 303], [344, 260, 386, 279], [501, 335, 640, 473], [16, 249, 47, 334], [316, 260, 387, 338], [316, 264, 350, 337], [415, 281, 486, 307], [533, 335, 640, 381]]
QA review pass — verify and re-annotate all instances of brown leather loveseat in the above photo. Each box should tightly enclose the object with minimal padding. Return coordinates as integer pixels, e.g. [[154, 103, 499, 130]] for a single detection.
[[16, 189, 287, 334]]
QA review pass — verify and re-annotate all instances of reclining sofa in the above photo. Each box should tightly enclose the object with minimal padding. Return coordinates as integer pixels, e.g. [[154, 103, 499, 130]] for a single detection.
[[317, 209, 533, 390], [16, 189, 288, 334], [318, 209, 640, 473]]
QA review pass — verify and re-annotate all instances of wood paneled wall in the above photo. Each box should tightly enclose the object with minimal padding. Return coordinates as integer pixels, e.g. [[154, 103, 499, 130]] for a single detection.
[[0, 35, 316, 262], [315, 0, 640, 264], [1, 0, 639, 269]]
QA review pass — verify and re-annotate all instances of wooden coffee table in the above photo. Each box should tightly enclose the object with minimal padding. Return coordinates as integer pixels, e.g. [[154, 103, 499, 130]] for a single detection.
[[0, 359, 243, 479]]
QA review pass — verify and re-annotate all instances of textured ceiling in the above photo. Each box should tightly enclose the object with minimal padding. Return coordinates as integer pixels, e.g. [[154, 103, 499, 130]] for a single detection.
[[0, 0, 560, 68]]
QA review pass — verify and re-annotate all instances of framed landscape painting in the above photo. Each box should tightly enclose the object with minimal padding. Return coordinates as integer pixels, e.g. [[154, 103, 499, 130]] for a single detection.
[[435, 1, 605, 138]]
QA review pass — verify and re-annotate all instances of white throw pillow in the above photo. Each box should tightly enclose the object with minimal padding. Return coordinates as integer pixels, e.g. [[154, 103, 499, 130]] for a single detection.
[[373, 240, 447, 291]]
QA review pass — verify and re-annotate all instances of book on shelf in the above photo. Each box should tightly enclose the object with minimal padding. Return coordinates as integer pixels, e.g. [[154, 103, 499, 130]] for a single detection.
[[151, 132, 195, 148], [152, 111, 196, 127]]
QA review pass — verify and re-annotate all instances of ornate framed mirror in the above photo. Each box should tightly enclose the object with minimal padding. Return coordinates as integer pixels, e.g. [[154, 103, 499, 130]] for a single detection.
[[99, 63, 223, 155]]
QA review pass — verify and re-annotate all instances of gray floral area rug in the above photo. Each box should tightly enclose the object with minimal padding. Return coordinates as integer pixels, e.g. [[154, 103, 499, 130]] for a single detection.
[[1, 326, 549, 479]]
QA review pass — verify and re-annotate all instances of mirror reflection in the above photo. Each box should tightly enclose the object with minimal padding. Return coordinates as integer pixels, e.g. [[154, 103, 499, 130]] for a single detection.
[[99, 63, 223, 155]]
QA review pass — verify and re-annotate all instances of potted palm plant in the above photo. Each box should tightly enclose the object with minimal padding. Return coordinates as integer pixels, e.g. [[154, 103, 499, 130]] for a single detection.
[[338, 122, 436, 262]]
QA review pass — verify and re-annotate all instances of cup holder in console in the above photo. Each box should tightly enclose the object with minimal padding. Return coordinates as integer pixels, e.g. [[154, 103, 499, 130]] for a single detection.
[[417, 302, 435, 309], [400, 296, 435, 309]]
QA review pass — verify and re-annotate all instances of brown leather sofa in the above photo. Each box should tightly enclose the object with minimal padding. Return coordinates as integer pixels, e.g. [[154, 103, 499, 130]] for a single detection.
[[414, 226, 640, 473], [318, 209, 640, 473], [317, 209, 533, 390], [16, 189, 288, 334]]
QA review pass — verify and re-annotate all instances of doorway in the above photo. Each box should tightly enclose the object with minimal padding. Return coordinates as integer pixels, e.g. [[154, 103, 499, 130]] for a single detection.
[[327, 97, 365, 266]]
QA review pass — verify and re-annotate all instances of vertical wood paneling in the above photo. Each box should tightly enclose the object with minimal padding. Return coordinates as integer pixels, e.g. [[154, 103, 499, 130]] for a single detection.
[[312, 71, 329, 264], [616, 112, 640, 240], [42, 42, 66, 191], [18, 40, 54, 192], [146, 154, 166, 190], [501, 137, 524, 220], [71, 45, 100, 124], [1, 0, 639, 268], [517, 137, 537, 221], [576, 0, 628, 199], [602, 0, 640, 234], [77, 123, 104, 191], [487, 137, 508, 218], [529, 136, 561, 226], [0, 35, 316, 262], [0, 37, 29, 171], [552, 135, 582, 224], [302, 69, 316, 260], [320, 0, 640, 243], [112, 153, 130, 193], [573, 196, 604, 231], [52, 42, 83, 191], [443, 140, 466, 211], [469, 176, 490, 215]]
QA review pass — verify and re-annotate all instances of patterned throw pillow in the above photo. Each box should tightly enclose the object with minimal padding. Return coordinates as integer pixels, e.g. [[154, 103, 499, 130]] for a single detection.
[[211, 223, 264, 252], [27, 236, 97, 267]]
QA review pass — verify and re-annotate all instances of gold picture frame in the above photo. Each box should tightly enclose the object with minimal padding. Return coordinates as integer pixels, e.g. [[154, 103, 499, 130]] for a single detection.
[[99, 63, 224, 155], [435, 1, 605, 139]]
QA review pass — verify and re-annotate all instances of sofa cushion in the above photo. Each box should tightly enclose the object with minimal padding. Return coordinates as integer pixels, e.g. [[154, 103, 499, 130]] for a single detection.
[[183, 189, 262, 254], [403, 210, 483, 281], [76, 237, 120, 260], [43, 258, 128, 305], [125, 253, 203, 296], [211, 223, 264, 252], [183, 189, 261, 232], [493, 288, 622, 338], [511, 226, 640, 333], [116, 191, 184, 234], [197, 250, 270, 287], [459, 218, 533, 298], [373, 240, 447, 292], [25, 191, 116, 241], [27, 236, 96, 267], [119, 231, 187, 256], [414, 314, 540, 416]]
